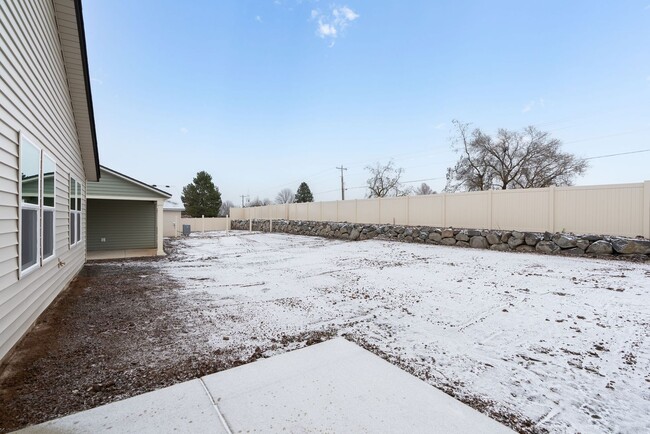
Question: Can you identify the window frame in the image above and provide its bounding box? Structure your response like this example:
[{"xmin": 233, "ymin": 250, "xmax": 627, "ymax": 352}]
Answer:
[
  {"xmin": 19, "ymin": 134, "xmax": 42, "ymax": 277},
  {"xmin": 41, "ymin": 153, "xmax": 56, "ymax": 264},
  {"xmin": 69, "ymin": 175, "xmax": 83, "ymax": 248}
]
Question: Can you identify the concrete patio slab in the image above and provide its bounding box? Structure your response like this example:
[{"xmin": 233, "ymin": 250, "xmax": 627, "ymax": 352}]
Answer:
[
  {"xmin": 19, "ymin": 379, "xmax": 227, "ymax": 434},
  {"xmin": 19, "ymin": 338, "xmax": 513, "ymax": 433},
  {"xmin": 203, "ymin": 337, "xmax": 513, "ymax": 433}
]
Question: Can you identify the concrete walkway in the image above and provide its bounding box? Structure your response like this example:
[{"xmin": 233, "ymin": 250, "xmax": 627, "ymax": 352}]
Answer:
[{"xmin": 20, "ymin": 338, "xmax": 514, "ymax": 433}]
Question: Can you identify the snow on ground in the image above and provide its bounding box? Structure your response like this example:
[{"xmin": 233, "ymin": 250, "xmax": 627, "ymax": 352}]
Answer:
[{"xmin": 161, "ymin": 231, "xmax": 650, "ymax": 433}]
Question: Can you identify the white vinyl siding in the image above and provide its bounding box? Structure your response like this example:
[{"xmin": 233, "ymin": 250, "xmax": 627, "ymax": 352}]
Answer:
[{"xmin": 0, "ymin": 0, "xmax": 88, "ymax": 362}]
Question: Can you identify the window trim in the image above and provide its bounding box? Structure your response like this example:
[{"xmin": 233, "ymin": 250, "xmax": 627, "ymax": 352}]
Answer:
[
  {"xmin": 19, "ymin": 133, "xmax": 41, "ymax": 277},
  {"xmin": 70, "ymin": 175, "xmax": 83, "ymax": 248},
  {"xmin": 41, "ymin": 153, "xmax": 56, "ymax": 265}
]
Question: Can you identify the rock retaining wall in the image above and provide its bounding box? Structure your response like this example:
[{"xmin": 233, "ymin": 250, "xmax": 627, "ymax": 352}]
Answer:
[{"xmin": 230, "ymin": 219, "xmax": 650, "ymax": 260}]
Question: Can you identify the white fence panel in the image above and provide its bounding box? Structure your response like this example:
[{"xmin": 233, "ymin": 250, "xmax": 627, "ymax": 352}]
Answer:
[
  {"xmin": 379, "ymin": 196, "xmax": 408, "ymax": 225},
  {"xmin": 180, "ymin": 217, "xmax": 229, "ymax": 233},
  {"xmin": 308, "ymin": 202, "xmax": 322, "ymax": 221},
  {"xmin": 492, "ymin": 188, "xmax": 549, "ymax": 232},
  {"xmin": 408, "ymin": 195, "xmax": 443, "ymax": 227},
  {"xmin": 269, "ymin": 204, "xmax": 287, "ymax": 220},
  {"xmin": 322, "ymin": 201, "xmax": 338, "ymax": 222},
  {"xmin": 230, "ymin": 207, "xmax": 245, "ymax": 219},
  {"xmin": 445, "ymin": 191, "xmax": 490, "ymax": 229},
  {"xmin": 357, "ymin": 198, "xmax": 381, "ymax": 224},
  {"xmin": 554, "ymin": 183, "xmax": 645, "ymax": 237},
  {"xmin": 338, "ymin": 200, "xmax": 356, "ymax": 222},
  {"xmin": 229, "ymin": 181, "xmax": 650, "ymax": 237},
  {"xmin": 294, "ymin": 203, "xmax": 309, "ymax": 220}
]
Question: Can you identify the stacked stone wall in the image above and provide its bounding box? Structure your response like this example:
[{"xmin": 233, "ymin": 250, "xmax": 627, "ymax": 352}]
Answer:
[{"xmin": 230, "ymin": 219, "xmax": 650, "ymax": 260}]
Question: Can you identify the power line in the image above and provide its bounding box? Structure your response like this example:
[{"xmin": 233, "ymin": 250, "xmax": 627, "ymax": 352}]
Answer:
[
  {"xmin": 253, "ymin": 124, "xmax": 650, "ymax": 199},
  {"xmin": 314, "ymin": 177, "xmax": 445, "ymax": 195},
  {"xmin": 585, "ymin": 148, "xmax": 650, "ymax": 160},
  {"xmin": 401, "ymin": 177, "xmax": 445, "ymax": 184},
  {"xmin": 266, "ymin": 168, "xmax": 335, "ymax": 191}
]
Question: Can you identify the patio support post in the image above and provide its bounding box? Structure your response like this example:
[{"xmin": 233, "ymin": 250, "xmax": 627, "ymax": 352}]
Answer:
[
  {"xmin": 156, "ymin": 199, "xmax": 165, "ymax": 255},
  {"xmin": 643, "ymin": 181, "xmax": 650, "ymax": 238}
]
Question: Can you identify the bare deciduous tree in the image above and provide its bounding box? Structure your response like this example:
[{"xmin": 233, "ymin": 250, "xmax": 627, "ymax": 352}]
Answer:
[
  {"xmin": 275, "ymin": 188, "xmax": 295, "ymax": 204},
  {"xmin": 366, "ymin": 161, "xmax": 411, "ymax": 198},
  {"xmin": 219, "ymin": 200, "xmax": 234, "ymax": 217},
  {"xmin": 415, "ymin": 182, "xmax": 436, "ymax": 195},
  {"xmin": 248, "ymin": 197, "xmax": 271, "ymax": 207},
  {"xmin": 445, "ymin": 120, "xmax": 588, "ymax": 192}
]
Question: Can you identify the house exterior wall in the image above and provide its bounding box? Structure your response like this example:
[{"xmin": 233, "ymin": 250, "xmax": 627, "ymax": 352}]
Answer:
[
  {"xmin": 86, "ymin": 168, "xmax": 169, "ymax": 257},
  {"xmin": 163, "ymin": 210, "xmax": 182, "ymax": 237},
  {"xmin": 87, "ymin": 200, "xmax": 156, "ymax": 251},
  {"xmin": 86, "ymin": 170, "xmax": 163, "ymax": 199},
  {"xmin": 0, "ymin": 0, "xmax": 89, "ymax": 362}
]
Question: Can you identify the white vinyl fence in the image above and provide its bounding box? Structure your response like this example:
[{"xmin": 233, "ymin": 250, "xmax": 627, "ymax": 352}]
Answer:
[
  {"xmin": 231, "ymin": 181, "xmax": 650, "ymax": 238},
  {"xmin": 163, "ymin": 213, "xmax": 230, "ymax": 237}
]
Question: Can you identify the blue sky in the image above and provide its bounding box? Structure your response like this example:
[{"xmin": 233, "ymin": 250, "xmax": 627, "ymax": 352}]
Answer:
[{"xmin": 83, "ymin": 1, "xmax": 650, "ymax": 205}]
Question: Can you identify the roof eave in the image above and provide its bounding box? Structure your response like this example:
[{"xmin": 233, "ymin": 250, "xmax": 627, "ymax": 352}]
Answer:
[
  {"xmin": 53, "ymin": 0, "xmax": 100, "ymax": 181},
  {"xmin": 100, "ymin": 166, "xmax": 173, "ymax": 198}
]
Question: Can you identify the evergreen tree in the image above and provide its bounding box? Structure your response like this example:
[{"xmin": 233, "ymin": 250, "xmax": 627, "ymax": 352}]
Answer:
[
  {"xmin": 181, "ymin": 171, "xmax": 222, "ymax": 217},
  {"xmin": 295, "ymin": 182, "xmax": 314, "ymax": 203}
]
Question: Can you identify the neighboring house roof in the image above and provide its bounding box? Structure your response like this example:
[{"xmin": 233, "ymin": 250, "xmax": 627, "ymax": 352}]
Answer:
[
  {"xmin": 87, "ymin": 166, "xmax": 172, "ymax": 199},
  {"xmin": 53, "ymin": 0, "xmax": 100, "ymax": 181},
  {"xmin": 163, "ymin": 199, "xmax": 185, "ymax": 211}
]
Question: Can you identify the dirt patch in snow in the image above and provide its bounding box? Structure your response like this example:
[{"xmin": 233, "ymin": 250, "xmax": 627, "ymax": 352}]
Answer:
[
  {"xmin": 0, "ymin": 262, "xmax": 225, "ymax": 431},
  {"xmin": 1, "ymin": 233, "xmax": 648, "ymax": 433},
  {"xmin": 0, "ymin": 255, "xmax": 338, "ymax": 432}
]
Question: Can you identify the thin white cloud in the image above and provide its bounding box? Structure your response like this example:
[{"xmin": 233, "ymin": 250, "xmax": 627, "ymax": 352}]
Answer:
[
  {"xmin": 318, "ymin": 22, "xmax": 337, "ymax": 38},
  {"xmin": 522, "ymin": 97, "xmax": 545, "ymax": 113},
  {"xmin": 90, "ymin": 76, "xmax": 103, "ymax": 85},
  {"xmin": 180, "ymin": 127, "xmax": 188, "ymax": 134},
  {"xmin": 255, "ymin": 15, "xmax": 262, "ymax": 22},
  {"xmin": 311, "ymin": 5, "xmax": 359, "ymax": 44},
  {"xmin": 434, "ymin": 123, "xmax": 445, "ymax": 130},
  {"xmin": 334, "ymin": 5, "xmax": 359, "ymax": 21}
]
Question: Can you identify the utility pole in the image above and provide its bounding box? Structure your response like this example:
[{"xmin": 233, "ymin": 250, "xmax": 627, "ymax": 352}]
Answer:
[
  {"xmin": 240, "ymin": 195, "xmax": 249, "ymax": 207},
  {"xmin": 336, "ymin": 166, "xmax": 347, "ymax": 200}
]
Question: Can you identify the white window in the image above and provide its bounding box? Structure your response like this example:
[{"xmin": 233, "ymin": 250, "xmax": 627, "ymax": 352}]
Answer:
[
  {"xmin": 42, "ymin": 155, "xmax": 56, "ymax": 261},
  {"xmin": 20, "ymin": 136, "xmax": 57, "ymax": 273},
  {"xmin": 70, "ymin": 176, "xmax": 82, "ymax": 247}
]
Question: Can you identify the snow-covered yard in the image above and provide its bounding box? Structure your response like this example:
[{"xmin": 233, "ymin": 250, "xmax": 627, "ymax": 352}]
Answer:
[{"xmin": 162, "ymin": 231, "xmax": 649, "ymax": 433}]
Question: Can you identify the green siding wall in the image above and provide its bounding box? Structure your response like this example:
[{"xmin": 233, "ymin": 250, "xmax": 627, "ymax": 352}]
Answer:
[
  {"xmin": 87, "ymin": 170, "xmax": 163, "ymax": 199},
  {"xmin": 87, "ymin": 200, "xmax": 156, "ymax": 251}
]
